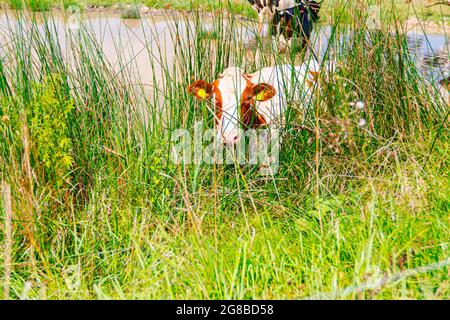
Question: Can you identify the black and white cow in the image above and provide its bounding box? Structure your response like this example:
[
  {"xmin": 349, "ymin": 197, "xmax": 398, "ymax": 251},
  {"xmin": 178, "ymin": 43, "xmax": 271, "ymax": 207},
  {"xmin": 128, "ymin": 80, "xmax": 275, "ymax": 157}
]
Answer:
[
  {"xmin": 248, "ymin": 0, "xmax": 322, "ymax": 51},
  {"xmin": 247, "ymin": 0, "xmax": 277, "ymax": 35}
]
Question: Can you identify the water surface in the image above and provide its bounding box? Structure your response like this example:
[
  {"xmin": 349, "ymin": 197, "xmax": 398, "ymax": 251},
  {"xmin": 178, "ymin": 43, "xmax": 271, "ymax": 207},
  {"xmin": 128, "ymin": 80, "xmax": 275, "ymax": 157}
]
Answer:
[{"xmin": 0, "ymin": 9, "xmax": 448, "ymax": 88}]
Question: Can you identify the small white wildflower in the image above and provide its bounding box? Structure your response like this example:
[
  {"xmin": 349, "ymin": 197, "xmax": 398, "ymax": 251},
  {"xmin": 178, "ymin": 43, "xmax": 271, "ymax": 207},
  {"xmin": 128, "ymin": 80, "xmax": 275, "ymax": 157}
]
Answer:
[
  {"xmin": 358, "ymin": 118, "xmax": 367, "ymax": 127},
  {"xmin": 355, "ymin": 101, "xmax": 365, "ymax": 110}
]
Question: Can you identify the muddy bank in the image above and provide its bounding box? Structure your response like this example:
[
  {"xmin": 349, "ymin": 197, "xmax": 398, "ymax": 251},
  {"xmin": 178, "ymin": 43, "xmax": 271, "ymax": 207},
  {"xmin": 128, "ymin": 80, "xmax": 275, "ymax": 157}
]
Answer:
[{"xmin": 405, "ymin": 17, "xmax": 449, "ymax": 35}]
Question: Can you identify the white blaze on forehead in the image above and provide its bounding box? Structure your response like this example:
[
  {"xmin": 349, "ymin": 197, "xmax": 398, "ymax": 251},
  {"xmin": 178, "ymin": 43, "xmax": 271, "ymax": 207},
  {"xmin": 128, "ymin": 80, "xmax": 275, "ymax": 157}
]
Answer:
[
  {"xmin": 219, "ymin": 67, "xmax": 244, "ymax": 79},
  {"xmin": 215, "ymin": 67, "xmax": 247, "ymax": 140}
]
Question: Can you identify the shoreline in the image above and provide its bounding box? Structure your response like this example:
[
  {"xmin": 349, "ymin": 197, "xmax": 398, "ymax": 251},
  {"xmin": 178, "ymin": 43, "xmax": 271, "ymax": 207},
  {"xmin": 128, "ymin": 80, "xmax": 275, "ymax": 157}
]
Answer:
[
  {"xmin": 0, "ymin": 6, "xmax": 448, "ymax": 36},
  {"xmin": 404, "ymin": 17, "xmax": 449, "ymax": 35}
]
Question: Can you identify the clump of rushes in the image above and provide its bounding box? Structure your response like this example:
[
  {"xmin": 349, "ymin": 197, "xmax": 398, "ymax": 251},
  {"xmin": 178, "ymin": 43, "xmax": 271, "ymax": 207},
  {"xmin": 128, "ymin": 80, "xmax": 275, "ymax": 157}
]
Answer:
[
  {"xmin": 7, "ymin": 0, "xmax": 25, "ymax": 10},
  {"xmin": 28, "ymin": 0, "xmax": 51, "ymax": 11},
  {"xmin": 7, "ymin": 0, "xmax": 51, "ymax": 11},
  {"xmin": 198, "ymin": 28, "xmax": 220, "ymax": 41},
  {"xmin": 121, "ymin": 5, "xmax": 141, "ymax": 19},
  {"xmin": 62, "ymin": 0, "xmax": 82, "ymax": 10},
  {"xmin": 0, "ymin": 2, "xmax": 448, "ymax": 299}
]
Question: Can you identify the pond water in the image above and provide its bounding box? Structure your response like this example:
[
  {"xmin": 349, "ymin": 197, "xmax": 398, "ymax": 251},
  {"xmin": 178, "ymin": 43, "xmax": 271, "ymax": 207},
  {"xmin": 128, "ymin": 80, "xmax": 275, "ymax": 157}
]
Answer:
[{"xmin": 0, "ymin": 9, "xmax": 448, "ymax": 88}]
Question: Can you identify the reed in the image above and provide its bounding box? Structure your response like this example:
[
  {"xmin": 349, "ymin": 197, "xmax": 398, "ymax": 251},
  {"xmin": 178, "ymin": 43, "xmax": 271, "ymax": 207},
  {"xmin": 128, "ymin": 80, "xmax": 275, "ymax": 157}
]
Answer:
[
  {"xmin": 0, "ymin": 1, "xmax": 448, "ymax": 299},
  {"xmin": 1, "ymin": 182, "xmax": 12, "ymax": 300}
]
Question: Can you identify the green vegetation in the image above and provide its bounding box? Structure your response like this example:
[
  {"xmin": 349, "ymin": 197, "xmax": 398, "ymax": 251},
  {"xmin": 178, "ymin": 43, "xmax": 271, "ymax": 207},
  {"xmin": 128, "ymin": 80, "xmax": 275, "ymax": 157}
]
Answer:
[
  {"xmin": 0, "ymin": 3, "xmax": 449, "ymax": 299},
  {"xmin": 1, "ymin": 0, "xmax": 449, "ymax": 23},
  {"xmin": 120, "ymin": 4, "xmax": 140, "ymax": 18},
  {"xmin": 6, "ymin": 0, "xmax": 52, "ymax": 11}
]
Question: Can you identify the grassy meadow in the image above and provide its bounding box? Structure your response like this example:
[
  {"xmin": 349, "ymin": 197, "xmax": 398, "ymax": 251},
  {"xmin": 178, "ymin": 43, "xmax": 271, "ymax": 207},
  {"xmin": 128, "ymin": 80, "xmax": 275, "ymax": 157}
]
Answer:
[{"xmin": 0, "ymin": 1, "xmax": 449, "ymax": 299}]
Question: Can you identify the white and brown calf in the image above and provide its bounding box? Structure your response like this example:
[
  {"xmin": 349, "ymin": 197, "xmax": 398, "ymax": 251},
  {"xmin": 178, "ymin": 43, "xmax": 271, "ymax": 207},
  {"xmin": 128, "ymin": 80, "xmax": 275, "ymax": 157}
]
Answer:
[{"xmin": 187, "ymin": 62, "xmax": 320, "ymax": 145}]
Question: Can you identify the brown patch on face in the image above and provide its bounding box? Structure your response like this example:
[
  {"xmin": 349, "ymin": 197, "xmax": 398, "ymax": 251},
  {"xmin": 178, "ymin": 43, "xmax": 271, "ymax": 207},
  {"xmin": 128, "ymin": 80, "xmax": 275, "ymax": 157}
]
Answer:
[
  {"xmin": 212, "ymin": 80, "xmax": 223, "ymax": 126},
  {"xmin": 241, "ymin": 85, "xmax": 264, "ymax": 128},
  {"xmin": 240, "ymin": 79, "xmax": 276, "ymax": 129}
]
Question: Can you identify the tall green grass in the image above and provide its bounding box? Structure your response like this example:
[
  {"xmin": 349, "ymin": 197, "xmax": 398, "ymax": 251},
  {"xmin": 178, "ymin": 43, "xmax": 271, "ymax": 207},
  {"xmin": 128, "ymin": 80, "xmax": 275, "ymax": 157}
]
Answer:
[
  {"xmin": 0, "ymin": 2, "xmax": 449, "ymax": 299},
  {"xmin": 2, "ymin": 1, "xmax": 449, "ymax": 21},
  {"xmin": 6, "ymin": 0, "xmax": 51, "ymax": 11}
]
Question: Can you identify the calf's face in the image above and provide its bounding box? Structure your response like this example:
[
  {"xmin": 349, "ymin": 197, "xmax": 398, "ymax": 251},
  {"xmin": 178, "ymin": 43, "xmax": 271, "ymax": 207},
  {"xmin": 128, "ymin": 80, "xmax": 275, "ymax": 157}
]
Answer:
[{"xmin": 188, "ymin": 70, "xmax": 276, "ymax": 145}]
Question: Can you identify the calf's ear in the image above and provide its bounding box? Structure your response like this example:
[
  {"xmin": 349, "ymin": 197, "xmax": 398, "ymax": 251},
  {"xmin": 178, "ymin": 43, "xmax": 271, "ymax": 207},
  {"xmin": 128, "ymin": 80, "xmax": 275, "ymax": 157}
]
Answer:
[
  {"xmin": 187, "ymin": 80, "xmax": 214, "ymax": 100},
  {"xmin": 252, "ymin": 83, "xmax": 276, "ymax": 101}
]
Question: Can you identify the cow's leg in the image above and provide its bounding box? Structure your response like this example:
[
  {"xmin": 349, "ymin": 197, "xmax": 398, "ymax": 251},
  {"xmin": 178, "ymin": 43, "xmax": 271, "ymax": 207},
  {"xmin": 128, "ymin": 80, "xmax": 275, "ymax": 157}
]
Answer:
[
  {"xmin": 269, "ymin": 10, "xmax": 279, "ymax": 37},
  {"xmin": 298, "ymin": 8, "xmax": 313, "ymax": 52},
  {"xmin": 269, "ymin": 12, "xmax": 280, "ymax": 52},
  {"xmin": 258, "ymin": 11, "xmax": 264, "ymax": 36}
]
